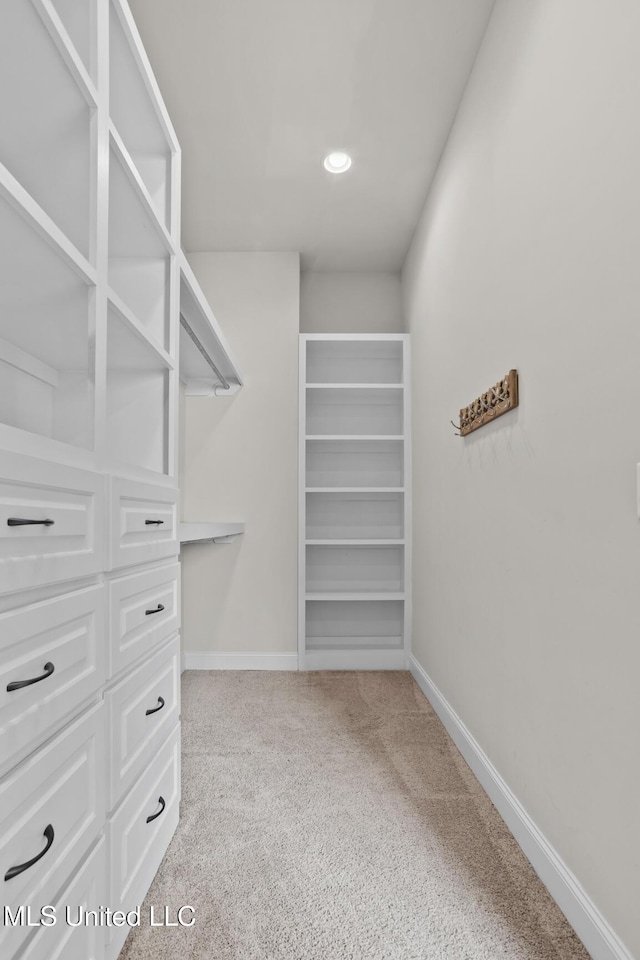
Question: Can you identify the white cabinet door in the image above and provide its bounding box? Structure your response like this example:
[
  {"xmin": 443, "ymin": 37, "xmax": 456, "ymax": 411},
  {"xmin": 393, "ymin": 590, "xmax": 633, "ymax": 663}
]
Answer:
[
  {"xmin": 106, "ymin": 636, "xmax": 180, "ymax": 811},
  {"xmin": 15, "ymin": 839, "xmax": 107, "ymax": 960},
  {"xmin": 108, "ymin": 562, "xmax": 180, "ymax": 678},
  {"xmin": 0, "ymin": 453, "xmax": 105, "ymax": 593},
  {"xmin": 107, "ymin": 722, "xmax": 180, "ymax": 957},
  {"xmin": 0, "ymin": 703, "xmax": 105, "ymax": 960},
  {"xmin": 0, "ymin": 584, "xmax": 105, "ymax": 777},
  {"xmin": 108, "ymin": 476, "xmax": 178, "ymax": 571}
]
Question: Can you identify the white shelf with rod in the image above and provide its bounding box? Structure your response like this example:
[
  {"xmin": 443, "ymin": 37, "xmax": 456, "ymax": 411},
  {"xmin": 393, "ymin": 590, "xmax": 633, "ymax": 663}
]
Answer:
[
  {"xmin": 299, "ymin": 334, "xmax": 411, "ymax": 670},
  {"xmin": 179, "ymin": 251, "xmax": 243, "ymax": 397}
]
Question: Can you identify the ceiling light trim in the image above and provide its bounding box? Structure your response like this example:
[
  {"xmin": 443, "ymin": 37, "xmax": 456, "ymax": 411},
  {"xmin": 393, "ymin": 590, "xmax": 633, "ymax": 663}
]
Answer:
[{"xmin": 323, "ymin": 151, "xmax": 352, "ymax": 174}]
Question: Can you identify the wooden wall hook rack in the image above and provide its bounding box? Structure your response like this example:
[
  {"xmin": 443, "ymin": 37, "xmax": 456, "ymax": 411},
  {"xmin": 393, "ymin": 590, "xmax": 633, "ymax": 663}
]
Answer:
[{"xmin": 455, "ymin": 369, "xmax": 519, "ymax": 437}]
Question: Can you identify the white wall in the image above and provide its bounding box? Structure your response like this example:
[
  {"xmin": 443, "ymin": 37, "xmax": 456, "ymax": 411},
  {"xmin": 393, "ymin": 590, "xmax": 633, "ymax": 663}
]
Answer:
[
  {"xmin": 300, "ymin": 272, "xmax": 402, "ymax": 333},
  {"xmin": 402, "ymin": 1, "xmax": 640, "ymax": 957},
  {"xmin": 181, "ymin": 252, "xmax": 299, "ymax": 659}
]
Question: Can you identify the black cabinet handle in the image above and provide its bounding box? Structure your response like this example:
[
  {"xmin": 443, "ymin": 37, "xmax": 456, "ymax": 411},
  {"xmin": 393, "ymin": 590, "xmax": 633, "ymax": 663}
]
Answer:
[
  {"xmin": 4, "ymin": 825, "xmax": 54, "ymax": 881},
  {"xmin": 7, "ymin": 518, "xmax": 55, "ymax": 527},
  {"xmin": 145, "ymin": 603, "xmax": 165, "ymax": 616},
  {"xmin": 7, "ymin": 662, "xmax": 55, "ymax": 692},
  {"xmin": 146, "ymin": 796, "xmax": 166, "ymax": 823},
  {"xmin": 145, "ymin": 519, "xmax": 164, "ymax": 525},
  {"xmin": 145, "ymin": 696, "xmax": 165, "ymax": 716}
]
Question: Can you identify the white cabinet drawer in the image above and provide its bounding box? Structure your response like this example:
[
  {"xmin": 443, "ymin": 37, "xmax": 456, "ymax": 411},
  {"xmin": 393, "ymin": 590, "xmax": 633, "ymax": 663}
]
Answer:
[
  {"xmin": 0, "ymin": 585, "xmax": 105, "ymax": 777},
  {"xmin": 0, "ymin": 704, "xmax": 105, "ymax": 959},
  {"xmin": 106, "ymin": 637, "xmax": 180, "ymax": 811},
  {"xmin": 15, "ymin": 839, "xmax": 106, "ymax": 960},
  {"xmin": 0, "ymin": 453, "xmax": 105, "ymax": 594},
  {"xmin": 108, "ymin": 477, "xmax": 178, "ymax": 571},
  {"xmin": 108, "ymin": 563, "xmax": 180, "ymax": 678},
  {"xmin": 108, "ymin": 723, "xmax": 180, "ymax": 954}
]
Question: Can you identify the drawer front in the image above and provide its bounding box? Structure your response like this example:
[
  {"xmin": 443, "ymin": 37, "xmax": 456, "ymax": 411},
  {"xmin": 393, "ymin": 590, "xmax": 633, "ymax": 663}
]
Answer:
[
  {"xmin": 0, "ymin": 585, "xmax": 105, "ymax": 777},
  {"xmin": 0, "ymin": 453, "xmax": 105, "ymax": 594},
  {"xmin": 109, "ymin": 563, "xmax": 180, "ymax": 678},
  {"xmin": 106, "ymin": 637, "xmax": 180, "ymax": 811},
  {"xmin": 0, "ymin": 704, "xmax": 105, "ymax": 958},
  {"xmin": 15, "ymin": 839, "xmax": 106, "ymax": 960},
  {"xmin": 108, "ymin": 723, "xmax": 180, "ymax": 920},
  {"xmin": 108, "ymin": 477, "xmax": 178, "ymax": 571}
]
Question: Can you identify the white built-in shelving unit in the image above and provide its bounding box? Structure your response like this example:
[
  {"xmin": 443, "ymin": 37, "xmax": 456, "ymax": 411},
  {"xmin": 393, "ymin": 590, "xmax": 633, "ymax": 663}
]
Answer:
[
  {"xmin": 0, "ymin": 2, "xmax": 183, "ymax": 958},
  {"xmin": 299, "ymin": 335, "xmax": 411, "ymax": 670}
]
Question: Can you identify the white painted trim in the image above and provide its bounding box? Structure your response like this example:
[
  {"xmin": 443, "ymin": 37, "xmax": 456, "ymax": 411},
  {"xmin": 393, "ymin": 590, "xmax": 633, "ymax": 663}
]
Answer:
[
  {"xmin": 408, "ymin": 654, "xmax": 633, "ymax": 960},
  {"xmin": 184, "ymin": 652, "xmax": 298, "ymax": 671}
]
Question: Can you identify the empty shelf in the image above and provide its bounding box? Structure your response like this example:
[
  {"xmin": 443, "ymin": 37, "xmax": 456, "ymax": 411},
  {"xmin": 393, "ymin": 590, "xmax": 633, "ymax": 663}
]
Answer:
[{"xmin": 180, "ymin": 522, "xmax": 245, "ymax": 544}]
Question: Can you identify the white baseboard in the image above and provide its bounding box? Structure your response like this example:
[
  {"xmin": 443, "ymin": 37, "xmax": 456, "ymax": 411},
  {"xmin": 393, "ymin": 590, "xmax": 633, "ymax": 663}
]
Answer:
[
  {"xmin": 409, "ymin": 654, "xmax": 633, "ymax": 960},
  {"xmin": 183, "ymin": 652, "xmax": 298, "ymax": 671}
]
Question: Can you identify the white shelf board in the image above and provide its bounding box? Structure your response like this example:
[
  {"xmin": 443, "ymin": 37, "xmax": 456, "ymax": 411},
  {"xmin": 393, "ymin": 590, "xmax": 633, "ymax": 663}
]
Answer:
[
  {"xmin": 306, "ymin": 487, "xmax": 404, "ymax": 493},
  {"xmin": 35, "ymin": 0, "xmax": 98, "ymax": 107},
  {"xmin": 305, "ymin": 539, "xmax": 405, "ymax": 546},
  {"xmin": 0, "ymin": 163, "xmax": 95, "ymax": 287},
  {"xmin": 110, "ymin": 0, "xmax": 180, "ymax": 155},
  {"xmin": 180, "ymin": 522, "xmax": 245, "ymax": 545},
  {"xmin": 306, "ymin": 434, "xmax": 404, "ymax": 441},
  {"xmin": 304, "ymin": 334, "xmax": 409, "ymax": 341},
  {"xmin": 306, "ymin": 383, "xmax": 404, "ymax": 390},
  {"xmin": 179, "ymin": 251, "xmax": 243, "ymax": 397},
  {"xmin": 305, "ymin": 592, "xmax": 405, "ymax": 601},
  {"xmin": 107, "ymin": 288, "xmax": 173, "ymax": 370},
  {"xmin": 109, "ymin": 139, "xmax": 172, "ymax": 259},
  {"xmin": 109, "ymin": 124, "xmax": 174, "ymax": 254},
  {"xmin": 306, "ymin": 636, "xmax": 403, "ymax": 649},
  {"xmin": 300, "ymin": 649, "xmax": 406, "ymax": 670}
]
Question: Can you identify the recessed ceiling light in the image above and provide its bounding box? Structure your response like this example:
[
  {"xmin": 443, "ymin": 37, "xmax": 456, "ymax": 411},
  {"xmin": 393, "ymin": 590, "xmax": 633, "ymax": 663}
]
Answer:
[{"xmin": 323, "ymin": 151, "xmax": 352, "ymax": 174}]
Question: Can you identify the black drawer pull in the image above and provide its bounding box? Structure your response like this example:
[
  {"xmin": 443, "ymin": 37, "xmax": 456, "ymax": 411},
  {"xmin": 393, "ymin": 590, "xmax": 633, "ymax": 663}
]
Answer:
[
  {"xmin": 7, "ymin": 662, "xmax": 55, "ymax": 692},
  {"xmin": 145, "ymin": 603, "xmax": 165, "ymax": 616},
  {"xmin": 4, "ymin": 825, "xmax": 54, "ymax": 881},
  {"xmin": 145, "ymin": 519, "xmax": 164, "ymax": 525},
  {"xmin": 146, "ymin": 796, "xmax": 166, "ymax": 824},
  {"xmin": 145, "ymin": 696, "xmax": 165, "ymax": 716},
  {"xmin": 7, "ymin": 518, "xmax": 55, "ymax": 527}
]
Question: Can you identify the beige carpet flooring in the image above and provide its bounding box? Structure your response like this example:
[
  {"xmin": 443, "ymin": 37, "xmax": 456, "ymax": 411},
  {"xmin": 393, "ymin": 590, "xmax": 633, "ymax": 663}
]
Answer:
[{"xmin": 120, "ymin": 671, "xmax": 591, "ymax": 960}]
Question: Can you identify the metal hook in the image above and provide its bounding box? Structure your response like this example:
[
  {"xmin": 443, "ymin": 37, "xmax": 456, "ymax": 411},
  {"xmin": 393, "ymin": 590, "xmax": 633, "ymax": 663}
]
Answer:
[{"xmin": 450, "ymin": 419, "xmax": 462, "ymax": 436}]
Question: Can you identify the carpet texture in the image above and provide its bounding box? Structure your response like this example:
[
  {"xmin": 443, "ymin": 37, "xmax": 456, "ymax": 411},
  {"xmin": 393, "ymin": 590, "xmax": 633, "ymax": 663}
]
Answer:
[{"xmin": 120, "ymin": 671, "xmax": 591, "ymax": 960}]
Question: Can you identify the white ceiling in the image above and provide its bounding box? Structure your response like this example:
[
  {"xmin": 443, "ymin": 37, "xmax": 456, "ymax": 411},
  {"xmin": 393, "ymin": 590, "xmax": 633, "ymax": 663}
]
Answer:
[{"xmin": 128, "ymin": 0, "xmax": 495, "ymax": 271}]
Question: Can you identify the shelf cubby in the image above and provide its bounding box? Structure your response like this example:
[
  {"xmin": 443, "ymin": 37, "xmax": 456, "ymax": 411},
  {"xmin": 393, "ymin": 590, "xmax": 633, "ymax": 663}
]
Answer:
[
  {"xmin": 306, "ymin": 386, "xmax": 403, "ymax": 436},
  {"xmin": 110, "ymin": 0, "xmax": 173, "ymax": 231},
  {"xmin": 306, "ymin": 492, "xmax": 404, "ymax": 540},
  {"xmin": 108, "ymin": 144, "xmax": 171, "ymax": 350},
  {"xmin": 306, "ymin": 338, "xmax": 403, "ymax": 384},
  {"xmin": 0, "ymin": 193, "xmax": 94, "ymax": 448},
  {"xmin": 306, "ymin": 545, "xmax": 404, "ymax": 594},
  {"xmin": 106, "ymin": 307, "xmax": 170, "ymax": 475},
  {"xmin": 306, "ymin": 600, "xmax": 404, "ymax": 651},
  {"xmin": 306, "ymin": 439, "xmax": 403, "ymax": 489},
  {"xmin": 0, "ymin": 0, "xmax": 93, "ymax": 260}
]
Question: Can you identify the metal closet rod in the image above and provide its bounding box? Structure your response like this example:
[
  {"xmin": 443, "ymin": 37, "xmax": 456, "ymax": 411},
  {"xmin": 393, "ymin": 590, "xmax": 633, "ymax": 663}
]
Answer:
[{"xmin": 179, "ymin": 313, "xmax": 231, "ymax": 391}]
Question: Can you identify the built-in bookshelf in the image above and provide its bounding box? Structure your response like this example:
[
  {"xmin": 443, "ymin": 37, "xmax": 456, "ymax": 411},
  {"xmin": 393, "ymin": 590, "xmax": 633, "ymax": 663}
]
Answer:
[
  {"xmin": 299, "ymin": 335, "xmax": 411, "ymax": 670},
  {"xmin": 0, "ymin": 3, "xmax": 183, "ymax": 960}
]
